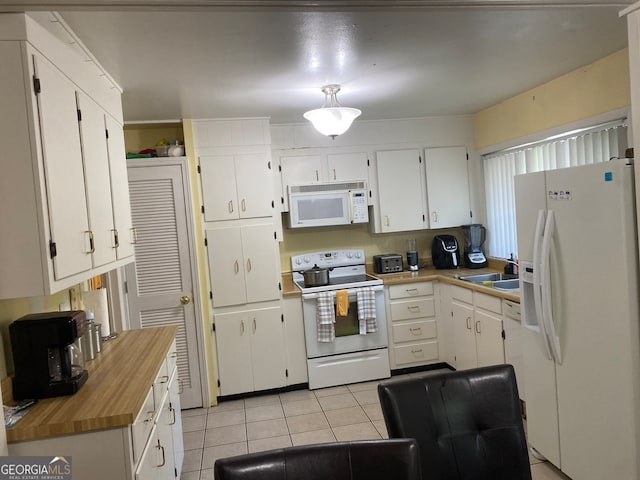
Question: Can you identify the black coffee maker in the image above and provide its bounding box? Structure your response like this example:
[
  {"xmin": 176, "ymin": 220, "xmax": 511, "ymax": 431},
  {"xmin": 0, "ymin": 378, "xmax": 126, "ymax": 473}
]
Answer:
[{"xmin": 10, "ymin": 311, "xmax": 89, "ymax": 400}]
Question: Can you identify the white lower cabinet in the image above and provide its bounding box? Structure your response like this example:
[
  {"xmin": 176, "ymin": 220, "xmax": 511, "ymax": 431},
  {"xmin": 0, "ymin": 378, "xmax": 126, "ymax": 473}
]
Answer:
[
  {"xmin": 386, "ymin": 281, "xmax": 439, "ymax": 369},
  {"xmin": 215, "ymin": 306, "xmax": 287, "ymax": 396},
  {"xmin": 282, "ymin": 296, "xmax": 308, "ymax": 385},
  {"xmin": 449, "ymin": 284, "xmax": 505, "ymax": 370}
]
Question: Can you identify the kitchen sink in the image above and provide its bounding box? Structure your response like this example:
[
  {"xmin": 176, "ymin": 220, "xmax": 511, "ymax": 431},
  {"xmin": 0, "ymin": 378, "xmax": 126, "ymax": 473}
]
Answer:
[
  {"xmin": 491, "ymin": 279, "xmax": 520, "ymax": 290},
  {"xmin": 457, "ymin": 273, "xmax": 518, "ymax": 283}
]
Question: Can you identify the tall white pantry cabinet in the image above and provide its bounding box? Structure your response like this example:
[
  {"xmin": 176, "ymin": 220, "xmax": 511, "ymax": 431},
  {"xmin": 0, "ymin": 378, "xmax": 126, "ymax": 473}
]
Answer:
[
  {"xmin": 192, "ymin": 119, "xmax": 290, "ymax": 397},
  {"xmin": 0, "ymin": 13, "xmax": 134, "ymax": 299}
]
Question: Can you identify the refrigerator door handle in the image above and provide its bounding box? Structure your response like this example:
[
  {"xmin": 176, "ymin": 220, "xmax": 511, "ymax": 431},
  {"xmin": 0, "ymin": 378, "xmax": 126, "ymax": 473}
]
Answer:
[
  {"xmin": 541, "ymin": 209, "xmax": 563, "ymax": 364},
  {"xmin": 532, "ymin": 209, "xmax": 553, "ymax": 360}
]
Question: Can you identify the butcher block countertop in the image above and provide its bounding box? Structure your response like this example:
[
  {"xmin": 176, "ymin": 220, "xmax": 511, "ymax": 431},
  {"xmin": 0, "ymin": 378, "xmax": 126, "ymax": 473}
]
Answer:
[
  {"xmin": 4, "ymin": 326, "xmax": 177, "ymax": 443},
  {"xmin": 282, "ymin": 259, "xmax": 519, "ymax": 303}
]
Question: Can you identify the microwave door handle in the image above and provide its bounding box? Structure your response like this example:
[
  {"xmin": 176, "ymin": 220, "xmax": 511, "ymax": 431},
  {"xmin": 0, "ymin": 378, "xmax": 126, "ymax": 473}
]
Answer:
[{"xmin": 348, "ymin": 190, "xmax": 354, "ymax": 223}]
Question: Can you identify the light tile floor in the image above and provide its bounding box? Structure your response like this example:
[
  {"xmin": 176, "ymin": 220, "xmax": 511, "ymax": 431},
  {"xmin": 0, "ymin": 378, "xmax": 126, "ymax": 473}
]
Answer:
[{"xmin": 180, "ymin": 372, "xmax": 570, "ymax": 480}]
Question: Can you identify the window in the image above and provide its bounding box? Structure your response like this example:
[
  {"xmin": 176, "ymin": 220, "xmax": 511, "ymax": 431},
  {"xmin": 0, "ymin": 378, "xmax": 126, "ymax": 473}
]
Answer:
[{"xmin": 483, "ymin": 120, "xmax": 627, "ymax": 259}]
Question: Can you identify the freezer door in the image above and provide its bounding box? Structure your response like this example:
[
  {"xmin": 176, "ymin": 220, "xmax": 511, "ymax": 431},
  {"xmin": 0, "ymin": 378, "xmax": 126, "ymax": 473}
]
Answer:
[{"xmin": 515, "ymin": 171, "xmax": 546, "ymax": 261}]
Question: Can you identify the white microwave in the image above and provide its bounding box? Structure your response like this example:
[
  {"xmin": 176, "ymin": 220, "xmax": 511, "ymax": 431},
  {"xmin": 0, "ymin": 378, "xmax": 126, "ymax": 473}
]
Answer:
[{"xmin": 288, "ymin": 181, "xmax": 369, "ymax": 228}]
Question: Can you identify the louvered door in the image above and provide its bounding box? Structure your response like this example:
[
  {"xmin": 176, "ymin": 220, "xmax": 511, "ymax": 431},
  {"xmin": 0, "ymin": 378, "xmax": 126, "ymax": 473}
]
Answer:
[{"xmin": 126, "ymin": 160, "xmax": 203, "ymax": 409}]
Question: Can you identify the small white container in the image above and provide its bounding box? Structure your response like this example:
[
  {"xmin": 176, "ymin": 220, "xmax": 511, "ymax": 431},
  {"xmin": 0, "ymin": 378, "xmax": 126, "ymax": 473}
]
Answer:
[{"xmin": 168, "ymin": 142, "xmax": 185, "ymax": 157}]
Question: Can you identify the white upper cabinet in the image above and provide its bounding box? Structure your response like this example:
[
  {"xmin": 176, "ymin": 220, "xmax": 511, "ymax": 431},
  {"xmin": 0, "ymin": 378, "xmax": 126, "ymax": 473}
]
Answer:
[
  {"xmin": 199, "ymin": 152, "xmax": 274, "ymax": 222},
  {"xmin": 374, "ymin": 149, "xmax": 427, "ymax": 233},
  {"xmin": 205, "ymin": 223, "xmax": 281, "ymax": 308},
  {"xmin": 0, "ymin": 15, "xmax": 132, "ymax": 299},
  {"xmin": 424, "ymin": 146, "xmax": 471, "ymax": 229},
  {"xmin": 280, "ymin": 151, "xmax": 370, "ymax": 211}
]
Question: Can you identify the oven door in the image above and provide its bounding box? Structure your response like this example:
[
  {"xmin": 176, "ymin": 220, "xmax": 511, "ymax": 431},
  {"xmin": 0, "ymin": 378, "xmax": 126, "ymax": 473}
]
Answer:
[{"xmin": 301, "ymin": 286, "xmax": 388, "ymax": 358}]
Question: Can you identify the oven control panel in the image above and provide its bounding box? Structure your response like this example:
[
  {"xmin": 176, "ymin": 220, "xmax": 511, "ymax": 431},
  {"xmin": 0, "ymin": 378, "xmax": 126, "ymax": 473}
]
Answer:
[{"xmin": 291, "ymin": 249, "xmax": 365, "ymax": 270}]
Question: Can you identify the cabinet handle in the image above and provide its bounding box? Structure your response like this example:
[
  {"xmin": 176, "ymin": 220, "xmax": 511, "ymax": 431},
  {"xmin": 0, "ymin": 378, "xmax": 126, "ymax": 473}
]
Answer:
[
  {"xmin": 131, "ymin": 228, "xmax": 138, "ymax": 245},
  {"xmin": 144, "ymin": 410, "xmax": 155, "ymax": 423},
  {"xmin": 241, "ymin": 320, "xmax": 245, "ymax": 334},
  {"xmin": 247, "ymin": 258, "xmax": 252, "ymax": 272},
  {"xmin": 158, "ymin": 375, "xmax": 169, "ymax": 384},
  {"xmin": 252, "ymin": 317, "xmax": 256, "ymax": 333},
  {"xmin": 169, "ymin": 404, "xmax": 176, "ymax": 425},
  {"xmin": 384, "ymin": 215, "xmax": 390, "ymax": 226},
  {"xmin": 112, "ymin": 228, "xmax": 119, "ymax": 248},
  {"xmin": 408, "ymin": 305, "xmax": 420, "ymax": 313},
  {"xmin": 411, "ymin": 348, "xmax": 424, "ymax": 356},
  {"xmin": 315, "ymin": 170, "xmax": 319, "ymax": 181},
  {"xmin": 86, "ymin": 231, "xmax": 95, "ymax": 253},
  {"xmin": 466, "ymin": 317, "xmax": 472, "ymax": 330},
  {"xmin": 234, "ymin": 259, "xmax": 239, "ymax": 274},
  {"xmin": 432, "ymin": 211, "xmax": 439, "ymax": 223},
  {"xmin": 409, "ymin": 327, "xmax": 422, "ymax": 335},
  {"xmin": 156, "ymin": 441, "xmax": 166, "ymax": 467},
  {"xmin": 228, "ymin": 200, "xmax": 234, "ymax": 213},
  {"xmin": 333, "ymin": 168, "xmax": 336, "ymax": 180},
  {"xmin": 241, "ymin": 198, "xmax": 246, "ymax": 212},
  {"xmin": 475, "ymin": 320, "xmax": 481, "ymax": 334},
  {"xmin": 406, "ymin": 288, "xmax": 419, "ymax": 295}
]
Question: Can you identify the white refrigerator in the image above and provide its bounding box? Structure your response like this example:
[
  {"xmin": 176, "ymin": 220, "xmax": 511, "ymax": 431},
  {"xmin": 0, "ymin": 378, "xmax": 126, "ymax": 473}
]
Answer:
[{"xmin": 515, "ymin": 158, "xmax": 640, "ymax": 480}]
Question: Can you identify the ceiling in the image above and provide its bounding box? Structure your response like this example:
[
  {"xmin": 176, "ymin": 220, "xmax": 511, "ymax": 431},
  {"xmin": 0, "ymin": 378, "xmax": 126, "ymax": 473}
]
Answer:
[{"xmin": 19, "ymin": 1, "xmax": 633, "ymax": 124}]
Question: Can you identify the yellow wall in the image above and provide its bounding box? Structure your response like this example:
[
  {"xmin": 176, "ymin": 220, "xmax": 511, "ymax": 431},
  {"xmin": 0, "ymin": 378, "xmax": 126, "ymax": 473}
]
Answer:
[
  {"xmin": 123, "ymin": 123, "xmax": 184, "ymax": 154},
  {"xmin": 474, "ymin": 49, "xmax": 630, "ymax": 149}
]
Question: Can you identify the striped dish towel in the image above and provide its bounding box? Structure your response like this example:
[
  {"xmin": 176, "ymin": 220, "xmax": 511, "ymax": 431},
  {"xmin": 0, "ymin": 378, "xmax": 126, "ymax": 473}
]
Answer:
[
  {"xmin": 357, "ymin": 287, "xmax": 377, "ymax": 334},
  {"xmin": 316, "ymin": 291, "xmax": 336, "ymax": 342}
]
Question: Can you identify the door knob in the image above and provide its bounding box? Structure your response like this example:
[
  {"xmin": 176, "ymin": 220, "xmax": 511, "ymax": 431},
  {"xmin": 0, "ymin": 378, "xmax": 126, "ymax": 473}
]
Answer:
[{"xmin": 180, "ymin": 295, "xmax": 191, "ymax": 305}]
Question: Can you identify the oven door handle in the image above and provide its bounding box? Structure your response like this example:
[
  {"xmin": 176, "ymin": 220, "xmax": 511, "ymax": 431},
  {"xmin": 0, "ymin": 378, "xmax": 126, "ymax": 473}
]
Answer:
[{"xmin": 302, "ymin": 285, "xmax": 383, "ymax": 300}]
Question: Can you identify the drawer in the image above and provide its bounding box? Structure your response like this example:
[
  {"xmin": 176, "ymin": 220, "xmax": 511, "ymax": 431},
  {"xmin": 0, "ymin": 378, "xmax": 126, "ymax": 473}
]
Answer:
[
  {"xmin": 393, "ymin": 341, "xmax": 439, "ymax": 366},
  {"xmin": 388, "ymin": 282, "xmax": 434, "ymax": 299},
  {"xmin": 390, "ymin": 297, "xmax": 435, "ymax": 321},
  {"xmin": 474, "ymin": 291, "xmax": 502, "ymax": 315},
  {"xmin": 392, "ymin": 320, "xmax": 437, "ymax": 343},
  {"xmin": 166, "ymin": 339, "xmax": 178, "ymax": 377},
  {"xmin": 503, "ymin": 299, "xmax": 521, "ymax": 321},
  {"xmin": 131, "ymin": 386, "xmax": 155, "ymax": 464},
  {"xmin": 451, "ymin": 284, "xmax": 473, "ymax": 304}
]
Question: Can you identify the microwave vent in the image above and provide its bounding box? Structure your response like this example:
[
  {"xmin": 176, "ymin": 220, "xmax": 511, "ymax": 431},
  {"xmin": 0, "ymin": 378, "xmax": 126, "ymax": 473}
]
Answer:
[{"xmin": 289, "ymin": 181, "xmax": 366, "ymax": 194}]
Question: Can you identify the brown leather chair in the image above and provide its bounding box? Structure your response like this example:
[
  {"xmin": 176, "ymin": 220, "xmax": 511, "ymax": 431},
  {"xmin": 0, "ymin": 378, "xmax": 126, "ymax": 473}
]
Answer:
[
  {"xmin": 378, "ymin": 365, "xmax": 531, "ymax": 480},
  {"xmin": 214, "ymin": 438, "xmax": 421, "ymax": 480}
]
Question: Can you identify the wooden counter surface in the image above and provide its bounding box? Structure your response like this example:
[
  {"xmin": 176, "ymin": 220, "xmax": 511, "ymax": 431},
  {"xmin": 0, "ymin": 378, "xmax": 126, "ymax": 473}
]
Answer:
[
  {"xmin": 281, "ymin": 261, "xmax": 519, "ymax": 303},
  {"xmin": 6, "ymin": 326, "xmax": 178, "ymax": 443}
]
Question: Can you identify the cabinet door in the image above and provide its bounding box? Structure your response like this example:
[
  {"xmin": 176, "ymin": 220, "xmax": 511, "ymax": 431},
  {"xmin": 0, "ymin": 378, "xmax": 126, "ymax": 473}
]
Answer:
[
  {"xmin": 168, "ymin": 368, "xmax": 184, "ymax": 478},
  {"xmin": 326, "ymin": 152, "xmax": 369, "ymax": 182},
  {"xmin": 474, "ymin": 309, "xmax": 505, "ymax": 367},
  {"xmin": 281, "ymin": 155, "xmax": 324, "ymax": 186},
  {"xmin": 155, "ymin": 389, "xmax": 176, "ymax": 480},
  {"xmin": 451, "ymin": 300, "xmax": 476, "ymax": 370},
  {"xmin": 215, "ymin": 311, "xmax": 253, "ymax": 396},
  {"xmin": 206, "ymin": 227, "xmax": 247, "ymax": 307},
  {"xmin": 375, "ymin": 149, "xmax": 426, "ymax": 232},
  {"xmin": 33, "ymin": 54, "xmax": 92, "ymax": 280},
  {"xmin": 250, "ymin": 306, "xmax": 286, "ymax": 391},
  {"xmin": 282, "ymin": 297, "xmax": 308, "ymax": 385},
  {"xmin": 200, "ymin": 155, "xmax": 238, "ymax": 221},
  {"xmin": 424, "ymin": 146, "xmax": 471, "ymax": 228},
  {"xmin": 77, "ymin": 92, "xmax": 116, "ymax": 268},
  {"xmin": 135, "ymin": 424, "xmax": 164, "ymax": 480},
  {"xmin": 235, "ymin": 152, "xmax": 274, "ymax": 218},
  {"xmin": 241, "ymin": 224, "xmax": 280, "ymax": 304},
  {"xmin": 106, "ymin": 115, "xmax": 135, "ymax": 260}
]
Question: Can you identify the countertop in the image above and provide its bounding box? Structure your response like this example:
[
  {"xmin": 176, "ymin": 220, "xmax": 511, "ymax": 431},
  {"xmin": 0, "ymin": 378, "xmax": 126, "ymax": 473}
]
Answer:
[
  {"xmin": 282, "ymin": 261, "xmax": 520, "ymax": 303},
  {"xmin": 4, "ymin": 326, "xmax": 178, "ymax": 443}
]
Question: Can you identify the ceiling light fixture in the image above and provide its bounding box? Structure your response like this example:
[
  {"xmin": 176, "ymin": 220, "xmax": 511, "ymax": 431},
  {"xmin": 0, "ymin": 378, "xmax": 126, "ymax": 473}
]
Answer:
[{"xmin": 303, "ymin": 84, "xmax": 361, "ymax": 139}]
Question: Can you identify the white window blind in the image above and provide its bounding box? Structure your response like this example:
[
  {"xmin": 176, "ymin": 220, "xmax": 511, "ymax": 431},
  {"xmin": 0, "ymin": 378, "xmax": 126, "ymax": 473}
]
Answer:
[{"xmin": 483, "ymin": 121, "xmax": 627, "ymax": 259}]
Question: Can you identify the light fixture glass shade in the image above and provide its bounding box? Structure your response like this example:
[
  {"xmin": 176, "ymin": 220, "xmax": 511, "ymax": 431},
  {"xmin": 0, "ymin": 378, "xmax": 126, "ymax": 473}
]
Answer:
[
  {"xmin": 303, "ymin": 107, "xmax": 362, "ymax": 138},
  {"xmin": 303, "ymin": 84, "xmax": 361, "ymax": 139}
]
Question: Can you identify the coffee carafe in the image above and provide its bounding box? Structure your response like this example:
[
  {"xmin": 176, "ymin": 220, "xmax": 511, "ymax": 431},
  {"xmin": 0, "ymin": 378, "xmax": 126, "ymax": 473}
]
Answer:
[
  {"xmin": 10, "ymin": 311, "xmax": 89, "ymax": 400},
  {"xmin": 461, "ymin": 224, "xmax": 488, "ymax": 268}
]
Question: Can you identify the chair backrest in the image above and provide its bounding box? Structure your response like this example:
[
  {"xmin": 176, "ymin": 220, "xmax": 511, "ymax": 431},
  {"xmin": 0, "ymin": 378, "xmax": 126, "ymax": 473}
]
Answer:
[
  {"xmin": 378, "ymin": 365, "xmax": 531, "ymax": 480},
  {"xmin": 214, "ymin": 438, "xmax": 421, "ymax": 480}
]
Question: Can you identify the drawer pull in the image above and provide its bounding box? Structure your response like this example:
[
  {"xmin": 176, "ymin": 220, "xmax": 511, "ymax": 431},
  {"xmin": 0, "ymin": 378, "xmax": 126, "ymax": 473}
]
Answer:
[
  {"xmin": 158, "ymin": 375, "xmax": 169, "ymax": 384},
  {"xmin": 406, "ymin": 288, "xmax": 419, "ymax": 295},
  {"xmin": 408, "ymin": 305, "xmax": 420, "ymax": 313},
  {"xmin": 157, "ymin": 441, "xmax": 166, "ymax": 467},
  {"xmin": 411, "ymin": 348, "xmax": 424, "ymax": 356},
  {"xmin": 169, "ymin": 404, "xmax": 177, "ymax": 425},
  {"xmin": 409, "ymin": 327, "xmax": 422, "ymax": 335},
  {"xmin": 144, "ymin": 410, "xmax": 155, "ymax": 423}
]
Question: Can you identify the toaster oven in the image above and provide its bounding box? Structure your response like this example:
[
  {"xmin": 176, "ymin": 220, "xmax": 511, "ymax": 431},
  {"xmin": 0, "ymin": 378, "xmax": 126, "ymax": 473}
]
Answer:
[{"xmin": 373, "ymin": 254, "xmax": 403, "ymax": 274}]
